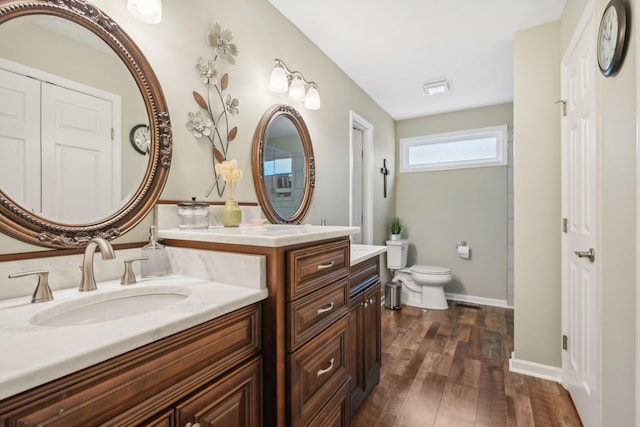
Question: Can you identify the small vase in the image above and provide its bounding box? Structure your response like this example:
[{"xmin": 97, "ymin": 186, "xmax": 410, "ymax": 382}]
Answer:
[
  {"xmin": 221, "ymin": 199, "xmax": 242, "ymax": 227},
  {"xmin": 390, "ymin": 234, "xmax": 401, "ymax": 241}
]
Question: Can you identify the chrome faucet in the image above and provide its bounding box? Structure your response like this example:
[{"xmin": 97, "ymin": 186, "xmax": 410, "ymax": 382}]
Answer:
[{"xmin": 79, "ymin": 237, "xmax": 116, "ymax": 292}]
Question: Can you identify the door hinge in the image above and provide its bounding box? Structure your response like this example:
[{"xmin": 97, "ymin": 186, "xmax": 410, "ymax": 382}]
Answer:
[
  {"xmin": 562, "ymin": 218, "xmax": 568, "ymax": 233},
  {"xmin": 562, "ymin": 334, "xmax": 568, "ymax": 351},
  {"xmin": 555, "ymin": 99, "xmax": 567, "ymax": 117},
  {"xmin": 111, "ymin": 127, "xmax": 115, "ymax": 140}
]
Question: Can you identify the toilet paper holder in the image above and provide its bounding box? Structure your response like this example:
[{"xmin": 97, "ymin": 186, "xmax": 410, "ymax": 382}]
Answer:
[{"xmin": 456, "ymin": 241, "xmax": 471, "ymax": 260}]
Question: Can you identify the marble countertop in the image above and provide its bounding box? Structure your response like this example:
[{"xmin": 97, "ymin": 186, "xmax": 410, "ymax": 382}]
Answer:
[
  {"xmin": 350, "ymin": 244, "xmax": 387, "ymax": 266},
  {"xmin": 0, "ymin": 275, "xmax": 267, "ymax": 400},
  {"xmin": 158, "ymin": 224, "xmax": 360, "ymax": 247}
]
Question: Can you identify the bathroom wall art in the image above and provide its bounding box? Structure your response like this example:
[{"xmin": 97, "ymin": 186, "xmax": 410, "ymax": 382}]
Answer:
[{"xmin": 186, "ymin": 23, "xmax": 240, "ymax": 198}]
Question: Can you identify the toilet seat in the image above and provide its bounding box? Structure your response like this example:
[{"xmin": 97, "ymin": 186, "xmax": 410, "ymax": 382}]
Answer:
[{"xmin": 410, "ymin": 264, "xmax": 451, "ymax": 275}]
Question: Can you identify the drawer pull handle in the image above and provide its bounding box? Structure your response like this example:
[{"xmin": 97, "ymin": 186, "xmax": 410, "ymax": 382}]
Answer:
[
  {"xmin": 317, "ymin": 301, "xmax": 335, "ymax": 315},
  {"xmin": 316, "ymin": 260, "xmax": 335, "ymax": 270},
  {"xmin": 317, "ymin": 358, "xmax": 335, "ymax": 377},
  {"xmin": 185, "ymin": 423, "xmax": 201, "ymax": 427}
]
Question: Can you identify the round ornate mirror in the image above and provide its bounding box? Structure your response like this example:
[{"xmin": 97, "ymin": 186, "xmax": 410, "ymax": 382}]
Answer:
[
  {"xmin": 0, "ymin": 0, "xmax": 172, "ymax": 248},
  {"xmin": 251, "ymin": 104, "xmax": 315, "ymax": 224}
]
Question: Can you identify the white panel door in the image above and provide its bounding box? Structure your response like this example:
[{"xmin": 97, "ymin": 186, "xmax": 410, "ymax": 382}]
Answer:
[
  {"xmin": 561, "ymin": 8, "xmax": 598, "ymax": 426},
  {"xmin": 0, "ymin": 68, "xmax": 41, "ymax": 210},
  {"xmin": 41, "ymin": 82, "xmax": 115, "ymax": 223},
  {"xmin": 351, "ymin": 126, "xmax": 364, "ymax": 244}
]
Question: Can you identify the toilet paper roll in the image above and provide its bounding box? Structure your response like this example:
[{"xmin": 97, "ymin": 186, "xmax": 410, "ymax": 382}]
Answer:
[{"xmin": 457, "ymin": 244, "xmax": 470, "ymax": 259}]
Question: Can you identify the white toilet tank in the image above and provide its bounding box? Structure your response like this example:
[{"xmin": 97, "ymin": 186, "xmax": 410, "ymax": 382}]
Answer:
[{"xmin": 386, "ymin": 239, "xmax": 409, "ymax": 270}]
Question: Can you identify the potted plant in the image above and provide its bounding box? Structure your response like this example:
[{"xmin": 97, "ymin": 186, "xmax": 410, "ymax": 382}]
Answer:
[{"xmin": 390, "ymin": 217, "xmax": 402, "ymax": 240}]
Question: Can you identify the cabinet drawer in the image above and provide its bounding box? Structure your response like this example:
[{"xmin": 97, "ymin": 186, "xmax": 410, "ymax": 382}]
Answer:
[
  {"xmin": 288, "ymin": 278, "xmax": 348, "ymax": 351},
  {"xmin": 289, "ymin": 317, "xmax": 349, "ymax": 427},
  {"xmin": 349, "ymin": 256, "xmax": 380, "ymax": 300},
  {"xmin": 288, "ymin": 240, "xmax": 349, "ymax": 300}
]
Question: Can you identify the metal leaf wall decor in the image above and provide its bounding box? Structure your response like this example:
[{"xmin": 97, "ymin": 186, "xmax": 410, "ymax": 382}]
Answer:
[{"xmin": 186, "ymin": 23, "xmax": 240, "ymax": 198}]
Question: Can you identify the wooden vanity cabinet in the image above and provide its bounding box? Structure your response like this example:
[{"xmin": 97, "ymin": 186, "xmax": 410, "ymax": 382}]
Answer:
[
  {"xmin": 0, "ymin": 304, "xmax": 262, "ymax": 427},
  {"xmin": 161, "ymin": 235, "xmax": 354, "ymax": 427},
  {"xmin": 347, "ymin": 256, "xmax": 382, "ymax": 417}
]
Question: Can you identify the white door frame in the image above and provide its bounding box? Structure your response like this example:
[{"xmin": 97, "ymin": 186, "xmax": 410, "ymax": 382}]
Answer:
[{"xmin": 349, "ymin": 110, "xmax": 373, "ymax": 245}]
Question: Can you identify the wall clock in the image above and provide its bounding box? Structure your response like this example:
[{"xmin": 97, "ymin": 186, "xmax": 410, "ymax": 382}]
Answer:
[
  {"xmin": 130, "ymin": 124, "xmax": 150, "ymax": 154},
  {"xmin": 597, "ymin": 0, "xmax": 628, "ymax": 77}
]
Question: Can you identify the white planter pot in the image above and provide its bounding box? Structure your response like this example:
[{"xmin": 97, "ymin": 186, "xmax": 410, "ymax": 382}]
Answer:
[{"xmin": 390, "ymin": 234, "xmax": 401, "ymax": 241}]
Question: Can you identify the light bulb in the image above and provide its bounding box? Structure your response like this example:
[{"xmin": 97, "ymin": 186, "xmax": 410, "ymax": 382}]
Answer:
[
  {"xmin": 304, "ymin": 86, "xmax": 321, "ymax": 110},
  {"xmin": 127, "ymin": 0, "xmax": 162, "ymax": 24},
  {"xmin": 269, "ymin": 66, "xmax": 288, "ymax": 93},
  {"xmin": 288, "ymin": 76, "xmax": 306, "ymax": 102}
]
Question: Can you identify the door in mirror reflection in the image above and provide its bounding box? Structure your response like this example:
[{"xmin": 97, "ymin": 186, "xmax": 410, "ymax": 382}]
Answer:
[
  {"xmin": 0, "ymin": 67, "xmax": 40, "ymax": 211},
  {"xmin": 0, "ymin": 14, "xmax": 148, "ymax": 224},
  {"xmin": 0, "ymin": 65, "xmax": 120, "ymax": 223},
  {"xmin": 41, "ymin": 83, "xmax": 118, "ymax": 223}
]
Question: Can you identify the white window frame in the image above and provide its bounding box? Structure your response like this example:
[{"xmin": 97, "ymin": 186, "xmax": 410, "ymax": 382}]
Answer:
[{"xmin": 399, "ymin": 125, "xmax": 508, "ymax": 173}]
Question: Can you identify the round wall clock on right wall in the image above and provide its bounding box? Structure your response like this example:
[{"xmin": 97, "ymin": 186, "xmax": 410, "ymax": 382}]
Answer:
[{"xmin": 597, "ymin": 0, "xmax": 628, "ymax": 77}]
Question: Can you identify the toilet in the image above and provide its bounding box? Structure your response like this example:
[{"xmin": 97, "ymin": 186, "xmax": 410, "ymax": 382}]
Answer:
[{"xmin": 386, "ymin": 239, "xmax": 451, "ymax": 310}]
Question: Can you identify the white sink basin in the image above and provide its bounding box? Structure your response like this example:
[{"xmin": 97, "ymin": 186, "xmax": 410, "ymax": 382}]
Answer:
[{"xmin": 30, "ymin": 285, "xmax": 191, "ymax": 327}]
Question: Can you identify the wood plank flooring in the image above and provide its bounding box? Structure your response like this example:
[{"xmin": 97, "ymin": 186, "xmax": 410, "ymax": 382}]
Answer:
[{"xmin": 351, "ymin": 302, "xmax": 582, "ymax": 427}]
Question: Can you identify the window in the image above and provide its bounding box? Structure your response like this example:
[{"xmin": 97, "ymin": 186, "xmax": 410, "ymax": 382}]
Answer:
[
  {"xmin": 264, "ymin": 158, "xmax": 292, "ymax": 176},
  {"xmin": 399, "ymin": 125, "xmax": 507, "ymax": 173}
]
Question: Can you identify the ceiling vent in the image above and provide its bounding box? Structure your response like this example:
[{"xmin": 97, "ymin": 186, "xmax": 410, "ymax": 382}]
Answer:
[{"xmin": 422, "ymin": 78, "xmax": 452, "ymax": 96}]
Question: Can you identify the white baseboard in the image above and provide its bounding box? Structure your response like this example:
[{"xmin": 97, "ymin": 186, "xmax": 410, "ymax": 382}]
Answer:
[
  {"xmin": 446, "ymin": 292, "xmax": 511, "ymax": 309},
  {"xmin": 509, "ymin": 351, "xmax": 562, "ymax": 383}
]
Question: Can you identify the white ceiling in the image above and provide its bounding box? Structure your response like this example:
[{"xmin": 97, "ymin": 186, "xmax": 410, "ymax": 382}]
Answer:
[{"xmin": 267, "ymin": 0, "xmax": 567, "ymax": 120}]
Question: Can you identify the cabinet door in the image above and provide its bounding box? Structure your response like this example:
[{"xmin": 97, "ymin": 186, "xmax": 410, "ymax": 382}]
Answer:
[
  {"xmin": 176, "ymin": 356, "xmax": 261, "ymax": 427},
  {"xmin": 347, "ymin": 293, "xmax": 365, "ymax": 414},
  {"xmin": 306, "ymin": 380, "xmax": 350, "ymax": 427},
  {"xmin": 142, "ymin": 409, "xmax": 175, "ymax": 427},
  {"xmin": 363, "ymin": 285, "xmax": 381, "ymax": 392}
]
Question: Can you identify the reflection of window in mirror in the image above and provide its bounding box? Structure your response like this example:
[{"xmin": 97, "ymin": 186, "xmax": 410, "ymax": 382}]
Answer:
[
  {"xmin": 264, "ymin": 146, "xmax": 294, "ymax": 203},
  {"xmin": 265, "ymin": 158, "xmax": 293, "ymax": 191}
]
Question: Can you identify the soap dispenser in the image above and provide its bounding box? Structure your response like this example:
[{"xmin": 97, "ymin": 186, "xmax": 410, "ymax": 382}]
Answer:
[{"xmin": 141, "ymin": 226, "xmax": 170, "ymax": 278}]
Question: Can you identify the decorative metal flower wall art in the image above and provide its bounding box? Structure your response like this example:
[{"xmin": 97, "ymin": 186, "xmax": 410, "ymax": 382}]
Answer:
[{"xmin": 186, "ymin": 23, "xmax": 240, "ymax": 198}]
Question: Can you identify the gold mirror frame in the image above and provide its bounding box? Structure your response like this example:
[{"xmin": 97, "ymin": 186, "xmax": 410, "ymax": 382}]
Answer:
[
  {"xmin": 251, "ymin": 104, "xmax": 315, "ymax": 224},
  {"xmin": 0, "ymin": 0, "xmax": 172, "ymax": 248}
]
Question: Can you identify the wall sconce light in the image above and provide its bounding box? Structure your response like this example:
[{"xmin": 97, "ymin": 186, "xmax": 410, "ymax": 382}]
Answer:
[
  {"xmin": 269, "ymin": 59, "xmax": 321, "ymax": 110},
  {"xmin": 127, "ymin": 0, "xmax": 162, "ymax": 24}
]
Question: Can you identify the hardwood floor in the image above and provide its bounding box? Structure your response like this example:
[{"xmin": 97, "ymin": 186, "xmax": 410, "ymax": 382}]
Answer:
[{"xmin": 351, "ymin": 302, "xmax": 582, "ymax": 427}]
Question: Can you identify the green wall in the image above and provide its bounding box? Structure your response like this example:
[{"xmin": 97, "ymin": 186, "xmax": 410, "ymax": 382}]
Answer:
[{"xmin": 396, "ymin": 103, "xmax": 512, "ymax": 302}]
